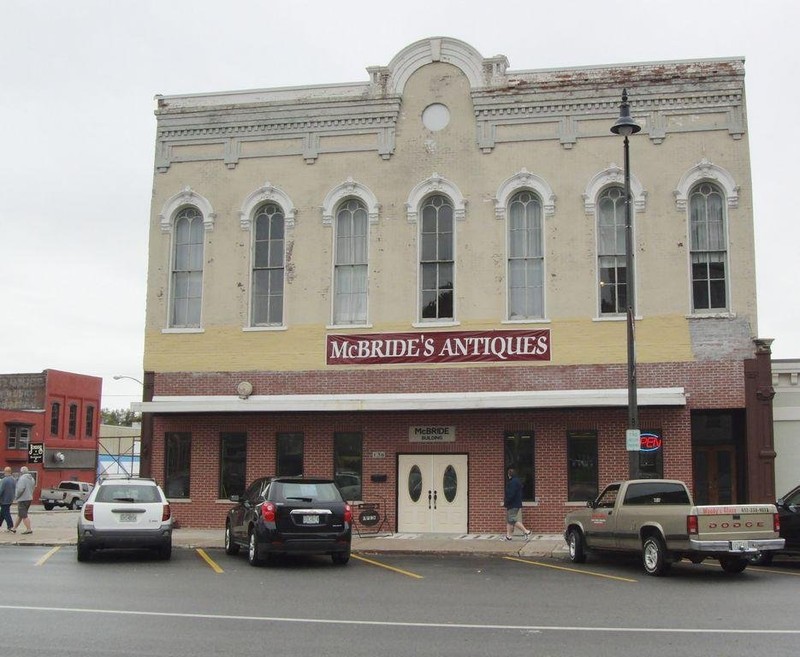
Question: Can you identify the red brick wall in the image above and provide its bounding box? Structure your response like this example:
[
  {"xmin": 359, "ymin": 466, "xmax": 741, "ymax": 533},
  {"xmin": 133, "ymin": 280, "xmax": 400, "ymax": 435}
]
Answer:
[{"xmin": 145, "ymin": 359, "xmax": 739, "ymax": 532}]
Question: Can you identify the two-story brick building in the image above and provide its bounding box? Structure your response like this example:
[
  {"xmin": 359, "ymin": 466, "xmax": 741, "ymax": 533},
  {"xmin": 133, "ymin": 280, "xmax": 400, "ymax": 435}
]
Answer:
[
  {"xmin": 134, "ymin": 37, "xmax": 775, "ymax": 532},
  {"xmin": 1, "ymin": 369, "xmax": 101, "ymax": 498}
]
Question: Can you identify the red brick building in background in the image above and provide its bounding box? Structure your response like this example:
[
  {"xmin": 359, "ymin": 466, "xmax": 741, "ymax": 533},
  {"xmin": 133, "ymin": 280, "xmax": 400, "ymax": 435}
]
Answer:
[
  {"xmin": 135, "ymin": 38, "xmax": 776, "ymax": 533},
  {"xmin": 0, "ymin": 369, "xmax": 101, "ymax": 498}
]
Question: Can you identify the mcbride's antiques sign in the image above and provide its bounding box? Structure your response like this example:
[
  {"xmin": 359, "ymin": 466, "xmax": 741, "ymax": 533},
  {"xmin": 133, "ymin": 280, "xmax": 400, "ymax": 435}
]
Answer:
[{"xmin": 327, "ymin": 329, "xmax": 550, "ymax": 366}]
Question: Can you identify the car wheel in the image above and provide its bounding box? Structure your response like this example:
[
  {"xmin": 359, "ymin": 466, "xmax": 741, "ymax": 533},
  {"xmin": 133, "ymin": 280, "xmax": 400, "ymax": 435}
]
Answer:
[
  {"xmin": 748, "ymin": 551, "xmax": 774, "ymax": 566},
  {"xmin": 77, "ymin": 542, "xmax": 92, "ymax": 562},
  {"xmin": 719, "ymin": 556, "xmax": 748, "ymax": 573},
  {"xmin": 68, "ymin": 499, "xmax": 78, "ymax": 511},
  {"xmin": 642, "ymin": 535, "xmax": 670, "ymax": 576},
  {"xmin": 225, "ymin": 523, "xmax": 240, "ymax": 555},
  {"xmin": 567, "ymin": 528, "xmax": 586, "ymax": 564},
  {"xmin": 247, "ymin": 530, "xmax": 263, "ymax": 566},
  {"xmin": 43, "ymin": 503, "xmax": 54, "ymax": 511},
  {"xmin": 332, "ymin": 550, "xmax": 351, "ymax": 565}
]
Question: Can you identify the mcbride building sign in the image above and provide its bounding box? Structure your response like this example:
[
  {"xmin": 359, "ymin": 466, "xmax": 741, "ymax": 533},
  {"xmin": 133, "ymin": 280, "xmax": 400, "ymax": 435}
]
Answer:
[{"xmin": 327, "ymin": 329, "xmax": 550, "ymax": 366}]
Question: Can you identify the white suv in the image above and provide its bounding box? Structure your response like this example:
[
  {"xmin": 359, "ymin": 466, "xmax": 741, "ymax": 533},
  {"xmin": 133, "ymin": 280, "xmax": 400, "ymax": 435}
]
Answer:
[{"xmin": 77, "ymin": 477, "xmax": 173, "ymax": 561}]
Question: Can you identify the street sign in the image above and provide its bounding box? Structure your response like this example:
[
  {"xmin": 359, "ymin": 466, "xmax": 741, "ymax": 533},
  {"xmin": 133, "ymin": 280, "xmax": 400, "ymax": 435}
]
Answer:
[
  {"xmin": 28, "ymin": 443, "xmax": 44, "ymax": 463},
  {"xmin": 625, "ymin": 430, "xmax": 641, "ymax": 451}
]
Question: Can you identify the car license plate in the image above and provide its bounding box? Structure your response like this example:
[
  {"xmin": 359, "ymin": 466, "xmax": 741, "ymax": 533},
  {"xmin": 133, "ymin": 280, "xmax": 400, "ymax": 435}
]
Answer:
[
  {"xmin": 731, "ymin": 540, "xmax": 750, "ymax": 551},
  {"xmin": 120, "ymin": 513, "xmax": 138, "ymax": 523},
  {"xmin": 302, "ymin": 515, "xmax": 319, "ymax": 525}
]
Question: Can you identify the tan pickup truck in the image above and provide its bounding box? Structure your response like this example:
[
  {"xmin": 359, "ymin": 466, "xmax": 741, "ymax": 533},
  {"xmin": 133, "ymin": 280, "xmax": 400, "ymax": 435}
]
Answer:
[{"xmin": 564, "ymin": 479, "xmax": 784, "ymax": 576}]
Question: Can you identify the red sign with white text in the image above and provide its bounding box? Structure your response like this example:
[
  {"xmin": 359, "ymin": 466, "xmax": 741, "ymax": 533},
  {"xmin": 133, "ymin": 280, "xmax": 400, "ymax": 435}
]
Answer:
[{"xmin": 327, "ymin": 329, "xmax": 551, "ymax": 366}]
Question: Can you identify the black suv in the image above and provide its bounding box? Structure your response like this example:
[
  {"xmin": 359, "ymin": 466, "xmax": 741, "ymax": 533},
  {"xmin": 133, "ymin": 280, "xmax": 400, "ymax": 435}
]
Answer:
[
  {"xmin": 751, "ymin": 482, "xmax": 800, "ymax": 565},
  {"xmin": 225, "ymin": 477, "xmax": 352, "ymax": 566}
]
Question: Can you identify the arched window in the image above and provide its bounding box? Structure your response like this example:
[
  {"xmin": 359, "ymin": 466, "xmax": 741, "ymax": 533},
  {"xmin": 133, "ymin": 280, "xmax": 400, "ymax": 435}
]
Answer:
[
  {"xmin": 252, "ymin": 202, "xmax": 285, "ymax": 326},
  {"xmin": 689, "ymin": 182, "xmax": 728, "ymax": 311},
  {"xmin": 333, "ymin": 199, "xmax": 368, "ymax": 325},
  {"xmin": 420, "ymin": 195, "xmax": 454, "ymax": 321},
  {"xmin": 597, "ymin": 187, "xmax": 628, "ymax": 315},
  {"xmin": 170, "ymin": 206, "xmax": 204, "ymax": 328},
  {"xmin": 508, "ymin": 191, "xmax": 544, "ymax": 319}
]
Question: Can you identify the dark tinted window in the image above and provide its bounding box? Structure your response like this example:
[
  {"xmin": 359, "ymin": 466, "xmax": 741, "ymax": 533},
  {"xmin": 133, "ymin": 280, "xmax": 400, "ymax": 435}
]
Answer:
[
  {"xmin": 504, "ymin": 431, "xmax": 534, "ymax": 501},
  {"xmin": 567, "ymin": 431, "xmax": 598, "ymax": 502},
  {"xmin": 165, "ymin": 432, "xmax": 191, "ymax": 498},
  {"xmin": 219, "ymin": 432, "xmax": 247, "ymax": 498},
  {"xmin": 276, "ymin": 433, "xmax": 303, "ymax": 476},
  {"xmin": 61, "ymin": 482, "xmax": 79, "ymax": 491},
  {"xmin": 272, "ymin": 482, "xmax": 341, "ymax": 503},
  {"xmin": 334, "ymin": 432, "xmax": 362, "ymax": 501},
  {"xmin": 96, "ymin": 484, "xmax": 160, "ymax": 503},
  {"xmin": 623, "ymin": 482, "xmax": 690, "ymax": 506}
]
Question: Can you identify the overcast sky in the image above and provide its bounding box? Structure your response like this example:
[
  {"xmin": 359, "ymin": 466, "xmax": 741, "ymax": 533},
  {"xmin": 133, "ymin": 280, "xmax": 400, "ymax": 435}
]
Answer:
[{"xmin": 1, "ymin": 0, "xmax": 798, "ymax": 410}]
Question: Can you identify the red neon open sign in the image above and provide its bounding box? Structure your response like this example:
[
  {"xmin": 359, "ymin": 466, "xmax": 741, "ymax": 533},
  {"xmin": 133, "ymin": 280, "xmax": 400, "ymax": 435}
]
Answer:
[{"xmin": 640, "ymin": 433, "xmax": 662, "ymax": 452}]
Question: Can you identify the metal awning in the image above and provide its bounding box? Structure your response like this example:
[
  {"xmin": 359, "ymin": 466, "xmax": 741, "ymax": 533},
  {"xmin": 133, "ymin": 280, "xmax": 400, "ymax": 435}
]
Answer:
[{"xmin": 131, "ymin": 387, "xmax": 686, "ymax": 413}]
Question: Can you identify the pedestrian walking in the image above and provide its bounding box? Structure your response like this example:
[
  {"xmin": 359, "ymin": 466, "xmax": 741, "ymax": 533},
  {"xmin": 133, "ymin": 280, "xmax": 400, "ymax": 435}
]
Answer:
[
  {"xmin": 502, "ymin": 467, "xmax": 531, "ymax": 541},
  {"xmin": 0, "ymin": 467, "xmax": 15, "ymax": 531},
  {"xmin": 12, "ymin": 466, "xmax": 35, "ymax": 535}
]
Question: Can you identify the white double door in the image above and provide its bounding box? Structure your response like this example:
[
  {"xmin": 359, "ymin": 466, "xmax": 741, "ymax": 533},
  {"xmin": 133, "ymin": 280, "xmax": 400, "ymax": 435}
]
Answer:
[{"xmin": 397, "ymin": 454, "xmax": 467, "ymax": 533}]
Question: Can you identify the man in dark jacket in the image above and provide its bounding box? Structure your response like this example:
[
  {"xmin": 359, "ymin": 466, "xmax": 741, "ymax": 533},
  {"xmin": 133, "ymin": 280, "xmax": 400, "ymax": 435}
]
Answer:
[
  {"xmin": 1, "ymin": 467, "xmax": 16, "ymax": 531},
  {"xmin": 503, "ymin": 467, "xmax": 531, "ymax": 541}
]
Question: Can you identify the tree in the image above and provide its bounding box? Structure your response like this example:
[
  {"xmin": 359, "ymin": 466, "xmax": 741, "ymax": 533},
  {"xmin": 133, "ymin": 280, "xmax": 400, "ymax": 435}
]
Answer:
[{"xmin": 101, "ymin": 408, "xmax": 142, "ymax": 427}]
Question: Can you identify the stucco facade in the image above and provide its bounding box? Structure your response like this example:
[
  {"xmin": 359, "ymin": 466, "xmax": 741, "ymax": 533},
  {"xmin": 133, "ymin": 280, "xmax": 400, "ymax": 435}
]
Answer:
[{"xmin": 135, "ymin": 37, "xmax": 774, "ymax": 532}]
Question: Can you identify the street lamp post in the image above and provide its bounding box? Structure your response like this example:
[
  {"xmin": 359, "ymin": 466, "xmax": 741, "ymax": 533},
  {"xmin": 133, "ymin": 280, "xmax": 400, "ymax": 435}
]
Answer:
[
  {"xmin": 610, "ymin": 89, "xmax": 642, "ymax": 479},
  {"xmin": 113, "ymin": 375, "xmax": 144, "ymax": 387}
]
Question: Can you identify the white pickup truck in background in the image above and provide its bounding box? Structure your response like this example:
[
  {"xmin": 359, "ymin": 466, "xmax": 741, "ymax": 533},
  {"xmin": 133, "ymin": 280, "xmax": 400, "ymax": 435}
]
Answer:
[
  {"xmin": 40, "ymin": 481, "xmax": 94, "ymax": 510},
  {"xmin": 564, "ymin": 479, "xmax": 784, "ymax": 576}
]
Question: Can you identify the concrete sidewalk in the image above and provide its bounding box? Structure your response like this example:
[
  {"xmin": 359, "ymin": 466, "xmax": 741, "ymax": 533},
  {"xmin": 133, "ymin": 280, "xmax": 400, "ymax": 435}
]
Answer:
[{"xmin": 0, "ymin": 506, "xmax": 568, "ymax": 558}]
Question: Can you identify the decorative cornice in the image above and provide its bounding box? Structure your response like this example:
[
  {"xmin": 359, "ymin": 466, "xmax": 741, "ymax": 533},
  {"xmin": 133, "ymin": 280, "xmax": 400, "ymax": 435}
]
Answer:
[
  {"xmin": 321, "ymin": 178, "xmax": 380, "ymax": 225},
  {"xmin": 583, "ymin": 166, "xmax": 647, "ymax": 215},
  {"xmin": 406, "ymin": 173, "xmax": 466, "ymax": 223},
  {"xmin": 239, "ymin": 181, "xmax": 296, "ymax": 230},
  {"xmin": 674, "ymin": 158, "xmax": 739, "ymax": 211},
  {"xmin": 494, "ymin": 169, "xmax": 556, "ymax": 219},
  {"xmin": 159, "ymin": 187, "xmax": 216, "ymax": 233}
]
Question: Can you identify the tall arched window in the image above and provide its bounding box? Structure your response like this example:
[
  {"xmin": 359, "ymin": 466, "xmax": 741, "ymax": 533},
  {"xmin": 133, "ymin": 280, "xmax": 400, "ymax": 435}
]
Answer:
[
  {"xmin": 597, "ymin": 187, "xmax": 628, "ymax": 315},
  {"xmin": 420, "ymin": 195, "xmax": 454, "ymax": 321},
  {"xmin": 689, "ymin": 182, "xmax": 728, "ymax": 311},
  {"xmin": 333, "ymin": 199, "xmax": 368, "ymax": 325},
  {"xmin": 508, "ymin": 191, "xmax": 544, "ymax": 319},
  {"xmin": 171, "ymin": 206, "xmax": 204, "ymax": 327},
  {"xmin": 252, "ymin": 202, "xmax": 285, "ymax": 326}
]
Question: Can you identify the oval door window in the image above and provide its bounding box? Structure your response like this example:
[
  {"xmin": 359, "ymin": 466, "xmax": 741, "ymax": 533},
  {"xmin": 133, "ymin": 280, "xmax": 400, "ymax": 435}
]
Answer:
[
  {"xmin": 442, "ymin": 465, "xmax": 457, "ymax": 503},
  {"xmin": 408, "ymin": 465, "xmax": 423, "ymax": 502}
]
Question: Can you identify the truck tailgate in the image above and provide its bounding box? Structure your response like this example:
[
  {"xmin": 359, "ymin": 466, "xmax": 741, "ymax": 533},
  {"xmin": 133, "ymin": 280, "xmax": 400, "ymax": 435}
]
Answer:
[{"xmin": 694, "ymin": 505, "xmax": 777, "ymax": 543}]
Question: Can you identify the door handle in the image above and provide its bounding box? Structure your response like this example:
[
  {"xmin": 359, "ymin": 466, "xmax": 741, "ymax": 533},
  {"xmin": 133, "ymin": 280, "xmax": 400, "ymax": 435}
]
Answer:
[
  {"xmin": 433, "ymin": 490, "xmax": 438, "ymax": 509},
  {"xmin": 428, "ymin": 490, "xmax": 432, "ymax": 509}
]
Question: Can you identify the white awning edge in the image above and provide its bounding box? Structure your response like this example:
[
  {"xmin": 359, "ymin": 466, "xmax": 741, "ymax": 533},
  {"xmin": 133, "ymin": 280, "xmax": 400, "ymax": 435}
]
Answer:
[{"xmin": 131, "ymin": 387, "xmax": 686, "ymax": 414}]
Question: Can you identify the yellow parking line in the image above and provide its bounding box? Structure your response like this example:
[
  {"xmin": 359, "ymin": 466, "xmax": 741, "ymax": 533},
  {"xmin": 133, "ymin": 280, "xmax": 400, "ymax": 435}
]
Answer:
[
  {"xmin": 196, "ymin": 549, "xmax": 224, "ymax": 573},
  {"xmin": 35, "ymin": 546, "xmax": 60, "ymax": 566},
  {"xmin": 747, "ymin": 566, "xmax": 800, "ymax": 577},
  {"xmin": 504, "ymin": 556, "xmax": 637, "ymax": 582},
  {"xmin": 352, "ymin": 554, "xmax": 424, "ymax": 579}
]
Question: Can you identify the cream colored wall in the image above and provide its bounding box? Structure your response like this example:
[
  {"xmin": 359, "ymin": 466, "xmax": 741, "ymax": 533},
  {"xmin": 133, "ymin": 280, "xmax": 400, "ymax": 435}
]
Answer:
[{"xmin": 145, "ymin": 61, "xmax": 755, "ymax": 373}]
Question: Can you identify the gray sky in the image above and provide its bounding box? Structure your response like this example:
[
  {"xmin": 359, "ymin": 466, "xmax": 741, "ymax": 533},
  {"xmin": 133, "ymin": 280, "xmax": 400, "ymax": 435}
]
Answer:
[{"xmin": 1, "ymin": 0, "xmax": 798, "ymax": 410}]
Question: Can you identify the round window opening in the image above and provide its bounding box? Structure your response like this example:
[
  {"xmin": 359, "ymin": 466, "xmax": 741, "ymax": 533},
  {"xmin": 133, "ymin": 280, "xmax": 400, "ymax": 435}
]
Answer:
[
  {"xmin": 442, "ymin": 465, "xmax": 457, "ymax": 503},
  {"xmin": 422, "ymin": 103, "xmax": 450, "ymax": 131},
  {"xmin": 408, "ymin": 465, "xmax": 423, "ymax": 503}
]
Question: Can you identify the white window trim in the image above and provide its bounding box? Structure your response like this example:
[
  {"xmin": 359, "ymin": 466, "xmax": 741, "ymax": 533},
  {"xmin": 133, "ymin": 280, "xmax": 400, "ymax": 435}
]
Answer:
[
  {"xmin": 406, "ymin": 173, "xmax": 466, "ymax": 223},
  {"xmin": 159, "ymin": 186, "xmax": 216, "ymax": 233},
  {"xmin": 674, "ymin": 159, "xmax": 739, "ymax": 212},
  {"xmin": 322, "ymin": 178, "xmax": 379, "ymax": 225},
  {"xmin": 499, "ymin": 174, "xmax": 551, "ymax": 322},
  {"xmin": 583, "ymin": 165, "xmax": 646, "ymax": 216},
  {"xmin": 239, "ymin": 181, "xmax": 296, "ymax": 230}
]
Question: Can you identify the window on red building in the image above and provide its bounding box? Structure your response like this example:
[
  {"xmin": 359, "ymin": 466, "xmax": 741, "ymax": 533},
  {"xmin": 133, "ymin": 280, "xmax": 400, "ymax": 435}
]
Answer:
[
  {"xmin": 68, "ymin": 403, "xmax": 78, "ymax": 437},
  {"xmin": 6, "ymin": 424, "xmax": 32, "ymax": 450},
  {"xmin": 85, "ymin": 406, "xmax": 95, "ymax": 438},
  {"xmin": 50, "ymin": 402, "xmax": 60, "ymax": 435}
]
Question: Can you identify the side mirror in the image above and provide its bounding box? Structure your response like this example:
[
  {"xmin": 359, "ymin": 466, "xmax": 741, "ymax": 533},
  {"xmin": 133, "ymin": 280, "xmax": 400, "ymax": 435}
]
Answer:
[
  {"xmin": 776, "ymin": 498, "xmax": 784, "ymax": 508},
  {"xmin": 586, "ymin": 500, "xmax": 595, "ymax": 509},
  {"xmin": 229, "ymin": 494, "xmax": 241, "ymax": 503}
]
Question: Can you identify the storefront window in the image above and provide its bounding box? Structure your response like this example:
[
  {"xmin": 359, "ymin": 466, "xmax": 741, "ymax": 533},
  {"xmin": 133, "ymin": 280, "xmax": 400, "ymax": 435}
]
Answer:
[
  {"xmin": 334, "ymin": 432, "xmax": 362, "ymax": 501},
  {"xmin": 567, "ymin": 430, "xmax": 598, "ymax": 502},
  {"xmin": 638, "ymin": 431, "xmax": 663, "ymax": 479},
  {"xmin": 219, "ymin": 433, "xmax": 247, "ymax": 499},
  {"xmin": 504, "ymin": 431, "xmax": 534, "ymax": 501},
  {"xmin": 276, "ymin": 432, "xmax": 303, "ymax": 476},
  {"xmin": 164, "ymin": 432, "xmax": 191, "ymax": 498}
]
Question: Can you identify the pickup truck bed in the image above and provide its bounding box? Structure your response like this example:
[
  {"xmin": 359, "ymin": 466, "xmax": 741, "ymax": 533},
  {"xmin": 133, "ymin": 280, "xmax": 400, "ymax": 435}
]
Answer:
[{"xmin": 564, "ymin": 479, "xmax": 784, "ymax": 576}]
